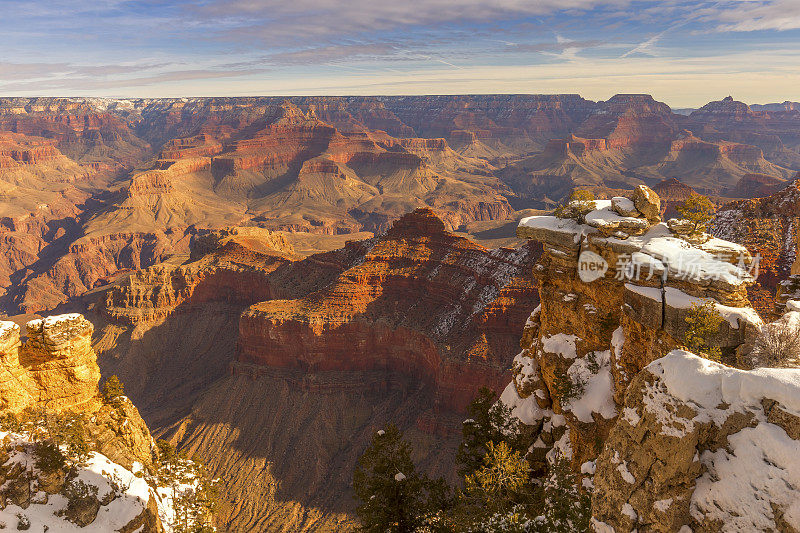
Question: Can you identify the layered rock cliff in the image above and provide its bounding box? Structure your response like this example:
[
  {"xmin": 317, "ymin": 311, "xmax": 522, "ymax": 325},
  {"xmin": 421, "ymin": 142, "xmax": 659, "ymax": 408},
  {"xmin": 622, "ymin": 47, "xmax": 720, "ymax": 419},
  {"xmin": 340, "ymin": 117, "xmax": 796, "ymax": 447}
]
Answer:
[
  {"xmin": 92, "ymin": 208, "xmax": 539, "ymax": 531},
  {"xmin": 504, "ymin": 186, "xmax": 762, "ymax": 504}
]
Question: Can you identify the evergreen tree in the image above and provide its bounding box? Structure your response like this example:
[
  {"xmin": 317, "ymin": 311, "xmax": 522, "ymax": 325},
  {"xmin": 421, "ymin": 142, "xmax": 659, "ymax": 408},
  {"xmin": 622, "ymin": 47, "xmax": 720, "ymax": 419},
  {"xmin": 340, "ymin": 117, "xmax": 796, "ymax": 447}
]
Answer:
[
  {"xmin": 537, "ymin": 452, "xmax": 591, "ymax": 533},
  {"xmin": 101, "ymin": 375, "xmax": 126, "ymax": 406},
  {"xmin": 465, "ymin": 441, "xmax": 532, "ymax": 514},
  {"xmin": 457, "ymin": 388, "xmax": 526, "ymax": 478},
  {"xmin": 353, "ymin": 424, "xmax": 451, "ymax": 532},
  {"xmin": 676, "ymin": 194, "xmax": 716, "ymax": 235}
]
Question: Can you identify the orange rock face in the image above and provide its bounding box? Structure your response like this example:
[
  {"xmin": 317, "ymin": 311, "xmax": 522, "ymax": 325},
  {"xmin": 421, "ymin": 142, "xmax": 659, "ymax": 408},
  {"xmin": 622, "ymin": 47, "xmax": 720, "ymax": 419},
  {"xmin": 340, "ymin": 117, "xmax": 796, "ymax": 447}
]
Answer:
[{"xmin": 237, "ymin": 208, "xmax": 540, "ymax": 412}]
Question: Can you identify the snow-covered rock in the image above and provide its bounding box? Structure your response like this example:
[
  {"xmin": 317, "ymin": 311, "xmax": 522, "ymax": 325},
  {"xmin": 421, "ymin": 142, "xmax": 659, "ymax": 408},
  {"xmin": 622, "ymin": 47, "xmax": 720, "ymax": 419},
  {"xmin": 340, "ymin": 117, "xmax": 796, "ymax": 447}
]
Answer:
[{"xmin": 593, "ymin": 350, "xmax": 800, "ymax": 532}]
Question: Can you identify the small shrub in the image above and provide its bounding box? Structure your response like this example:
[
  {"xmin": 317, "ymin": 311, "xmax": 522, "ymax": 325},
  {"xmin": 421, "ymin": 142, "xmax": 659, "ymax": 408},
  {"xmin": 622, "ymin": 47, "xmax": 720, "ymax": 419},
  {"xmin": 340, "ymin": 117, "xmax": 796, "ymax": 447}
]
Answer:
[
  {"xmin": 553, "ymin": 367, "xmax": 584, "ymax": 405},
  {"xmin": 49, "ymin": 413, "xmax": 91, "ymax": 465},
  {"xmin": 15, "ymin": 513, "xmax": 30, "ymax": 531},
  {"xmin": 555, "ymin": 190, "xmax": 596, "ymax": 223},
  {"xmin": 750, "ymin": 319, "xmax": 800, "ymax": 368},
  {"xmin": 684, "ymin": 299, "xmax": 724, "ymax": 362},
  {"xmin": 33, "ymin": 441, "xmax": 67, "ymax": 472},
  {"xmin": 676, "ymin": 194, "xmax": 716, "ymax": 235},
  {"xmin": 64, "ymin": 479, "xmax": 99, "ymax": 502}
]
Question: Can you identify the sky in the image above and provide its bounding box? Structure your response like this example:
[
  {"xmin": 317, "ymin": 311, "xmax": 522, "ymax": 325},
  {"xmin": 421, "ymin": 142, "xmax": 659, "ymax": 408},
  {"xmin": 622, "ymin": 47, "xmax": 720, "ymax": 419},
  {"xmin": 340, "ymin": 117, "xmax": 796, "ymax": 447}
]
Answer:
[{"xmin": 1, "ymin": 0, "xmax": 799, "ymax": 107}]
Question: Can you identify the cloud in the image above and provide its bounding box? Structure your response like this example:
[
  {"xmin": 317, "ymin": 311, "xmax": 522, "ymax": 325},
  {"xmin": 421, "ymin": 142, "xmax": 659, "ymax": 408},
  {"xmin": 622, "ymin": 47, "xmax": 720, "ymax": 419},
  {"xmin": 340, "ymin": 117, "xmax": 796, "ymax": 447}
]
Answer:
[{"xmin": 709, "ymin": 0, "xmax": 800, "ymax": 32}]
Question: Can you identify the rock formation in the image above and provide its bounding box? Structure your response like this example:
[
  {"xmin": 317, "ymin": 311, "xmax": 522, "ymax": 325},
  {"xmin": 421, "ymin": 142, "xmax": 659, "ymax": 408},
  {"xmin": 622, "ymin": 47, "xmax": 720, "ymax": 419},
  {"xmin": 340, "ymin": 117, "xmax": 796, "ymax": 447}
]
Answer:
[
  {"xmin": 91, "ymin": 208, "xmax": 539, "ymax": 532},
  {"xmin": 506, "ymin": 186, "xmax": 762, "ymax": 502},
  {"xmin": 592, "ymin": 347, "xmax": 800, "ymax": 532}
]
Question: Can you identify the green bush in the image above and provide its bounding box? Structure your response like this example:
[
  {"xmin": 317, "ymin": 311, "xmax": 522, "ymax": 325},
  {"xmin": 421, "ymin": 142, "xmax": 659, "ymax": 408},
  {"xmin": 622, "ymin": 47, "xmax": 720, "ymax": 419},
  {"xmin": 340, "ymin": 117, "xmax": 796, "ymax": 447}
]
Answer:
[
  {"xmin": 684, "ymin": 299, "xmax": 724, "ymax": 362},
  {"xmin": 34, "ymin": 441, "xmax": 67, "ymax": 472}
]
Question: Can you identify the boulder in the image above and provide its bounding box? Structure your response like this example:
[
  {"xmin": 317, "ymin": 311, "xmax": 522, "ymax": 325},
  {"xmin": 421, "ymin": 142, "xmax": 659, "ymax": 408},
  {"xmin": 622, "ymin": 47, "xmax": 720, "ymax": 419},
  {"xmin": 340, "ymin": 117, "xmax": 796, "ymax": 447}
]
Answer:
[
  {"xmin": 633, "ymin": 185, "xmax": 662, "ymax": 222},
  {"xmin": 611, "ymin": 196, "xmax": 640, "ymax": 217},
  {"xmin": 667, "ymin": 218, "xmax": 694, "ymax": 236}
]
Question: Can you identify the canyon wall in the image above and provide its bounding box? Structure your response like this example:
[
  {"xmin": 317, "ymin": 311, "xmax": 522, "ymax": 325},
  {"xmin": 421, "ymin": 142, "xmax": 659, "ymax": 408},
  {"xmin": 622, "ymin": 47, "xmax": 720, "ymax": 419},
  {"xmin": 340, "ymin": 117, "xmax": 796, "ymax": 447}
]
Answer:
[
  {"xmin": 92, "ymin": 209, "xmax": 539, "ymax": 531},
  {"xmin": 503, "ymin": 187, "xmax": 766, "ymax": 530}
]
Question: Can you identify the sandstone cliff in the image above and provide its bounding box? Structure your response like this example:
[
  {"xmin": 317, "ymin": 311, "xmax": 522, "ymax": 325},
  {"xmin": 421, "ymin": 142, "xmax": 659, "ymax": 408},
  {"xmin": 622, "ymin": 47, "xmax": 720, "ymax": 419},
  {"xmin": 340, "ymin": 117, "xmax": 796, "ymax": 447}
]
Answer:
[
  {"xmin": 505, "ymin": 186, "xmax": 763, "ymax": 521},
  {"xmin": 92, "ymin": 208, "xmax": 539, "ymax": 532}
]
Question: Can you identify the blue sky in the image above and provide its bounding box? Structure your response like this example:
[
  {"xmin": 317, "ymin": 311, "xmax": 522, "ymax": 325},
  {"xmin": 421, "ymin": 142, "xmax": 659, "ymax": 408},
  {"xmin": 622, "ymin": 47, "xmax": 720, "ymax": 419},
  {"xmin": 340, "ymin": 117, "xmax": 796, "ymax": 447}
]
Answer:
[{"xmin": 2, "ymin": 0, "xmax": 799, "ymax": 106}]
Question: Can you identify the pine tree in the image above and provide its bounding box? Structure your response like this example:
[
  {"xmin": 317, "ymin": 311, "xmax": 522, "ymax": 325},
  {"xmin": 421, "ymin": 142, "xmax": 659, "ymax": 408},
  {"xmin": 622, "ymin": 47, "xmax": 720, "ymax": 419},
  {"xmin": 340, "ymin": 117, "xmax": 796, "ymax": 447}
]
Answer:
[
  {"xmin": 457, "ymin": 388, "xmax": 526, "ymax": 479},
  {"xmin": 101, "ymin": 375, "xmax": 126, "ymax": 406},
  {"xmin": 538, "ymin": 452, "xmax": 591, "ymax": 533},
  {"xmin": 465, "ymin": 441, "xmax": 532, "ymax": 514},
  {"xmin": 676, "ymin": 194, "xmax": 716, "ymax": 235},
  {"xmin": 353, "ymin": 424, "xmax": 450, "ymax": 532}
]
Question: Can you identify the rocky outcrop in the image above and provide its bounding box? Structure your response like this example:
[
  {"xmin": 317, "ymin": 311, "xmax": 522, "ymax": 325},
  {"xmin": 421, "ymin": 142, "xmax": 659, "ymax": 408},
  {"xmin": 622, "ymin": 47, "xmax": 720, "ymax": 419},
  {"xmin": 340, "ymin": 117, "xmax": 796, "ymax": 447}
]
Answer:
[
  {"xmin": 238, "ymin": 208, "xmax": 539, "ymax": 412},
  {"xmin": 506, "ymin": 187, "xmax": 760, "ymax": 478},
  {"xmin": 729, "ymin": 172, "xmax": 787, "ymax": 198},
  {"xmin": 0, "ymin": 314, "xmax": 99, "ymax": 413},
  {"xmin": 592, "ymin": 348, "xmax": 800, "ymax": 533},
  {"xmin": 0, "ymin": 313, "xmax": 155, "ymax": 466},
  {"xmin": 103, "ymin": 227, "xmax": 296, "ymax": 325}
]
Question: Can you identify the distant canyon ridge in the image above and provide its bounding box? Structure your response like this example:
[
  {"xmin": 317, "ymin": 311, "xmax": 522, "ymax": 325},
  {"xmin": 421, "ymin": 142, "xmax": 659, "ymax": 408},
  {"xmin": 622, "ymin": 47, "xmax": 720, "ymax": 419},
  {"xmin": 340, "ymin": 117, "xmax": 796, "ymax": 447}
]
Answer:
[{"xmin": 0, "ymin": 93, "xmax": 798, "ymax": 315}]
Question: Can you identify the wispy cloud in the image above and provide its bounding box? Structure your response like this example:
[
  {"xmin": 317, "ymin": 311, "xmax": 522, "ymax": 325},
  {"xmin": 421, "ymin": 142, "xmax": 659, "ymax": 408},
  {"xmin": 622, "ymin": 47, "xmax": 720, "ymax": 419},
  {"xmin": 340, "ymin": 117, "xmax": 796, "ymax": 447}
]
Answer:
[{"xmin": 0, "ymin": 0, "xmax": 798, "ymax": 105}]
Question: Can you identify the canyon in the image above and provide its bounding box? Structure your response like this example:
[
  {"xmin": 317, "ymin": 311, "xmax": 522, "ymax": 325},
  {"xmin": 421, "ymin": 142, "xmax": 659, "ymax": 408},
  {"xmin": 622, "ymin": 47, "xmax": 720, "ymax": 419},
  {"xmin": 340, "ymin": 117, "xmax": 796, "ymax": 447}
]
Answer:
[
  {"xmin": 1, "ymin": 94, "xmax": 800, "ymax": 531},
  {"xmin": 85, "ymin": 208, "xmax": 539, "ymax": 531},
  {"xmin": 0, "ymin": 94, "xmax": 798, "ymax": 316}
]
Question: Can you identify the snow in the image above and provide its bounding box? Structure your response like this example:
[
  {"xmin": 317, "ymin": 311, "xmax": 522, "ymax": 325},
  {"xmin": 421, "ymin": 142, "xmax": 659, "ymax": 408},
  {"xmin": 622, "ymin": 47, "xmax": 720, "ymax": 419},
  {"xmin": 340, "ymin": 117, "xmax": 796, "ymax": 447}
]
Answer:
[
  {"xmin": 616, "ymin": 461, "xmax": 635, "ymax": 484},
  {"xmin": 641, "ymin": 236, "xmax": 751, "ymax": 286},
  {"xmin": 611, "ymin": 326, "xmax": 625, "ymax": 360},
  {"xmin": 622, "ymin": 407, "xmax": 640, "ymax": 426},
  {"xmin": 663, "ymin": 287, "xmax": 763, "ymax": 330},
  {"xmin": 518, "ymin": 215, "xmax": 587, "ymax": 244},
  {"xmin": 788, "ymin": 300, "xmax": 800, "ymax": 313},
  {"xmin": 521, "ymin": 211, "xmax": 754, "ymax": 288},
  {"xmin": 541, "ymin": 333, "xmax": 578, "ymax": 359},
  {"xmin": 653, "ymin": 350, "xmax": 800, "ymax": 420},
  {"xmin": 625, "ymin": 283, "xmax": 662, "ymax": 302},
  {"xmin": 693, "ymin": 423, "xmax": 800, "ymax": 531},
  {"xmin": 611, "ymin": 196, "xmax": 636, "ymax": 214},
  {"xmin": 621, "ymin": 503, "xmax": 638, "ymax": 520},
  {"xmin": 564, "ymin": 350, "xmax": 617, "ymax": 423},
  {"xmin": 376, "ymin": 430, "xmax": 385, "ymax": 436},
  {"xmin": 645, "ymin": 350, "xmax": 800, "ymax": 531},
  {"xmin": 499, "ymin": 380, "xmax": 548, "ymax": 426},
  {"xmin": 0, "ymin": 320, "xmax": 18, "ymax": 338},
  {"xmin": 654, "ymin": 498, "xmax": 673, "ymax": 513},
  {"xmin": 394, "ymin": 472, "xmax": 406, "ymax": 482},
  {"xmin": 27, "ymin": 313, "xmax": 83, "ymax": 332},
  {"xmin": 0, "ymin": 447, "xmax": 151, "ymax": 533},
  {"xmin": 580, "ymin": 461, "xmax": 596, "ymax": 475},
  {"xmin": 585, "ymin": 207, "xmax": 648, "ymax": 230}
]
